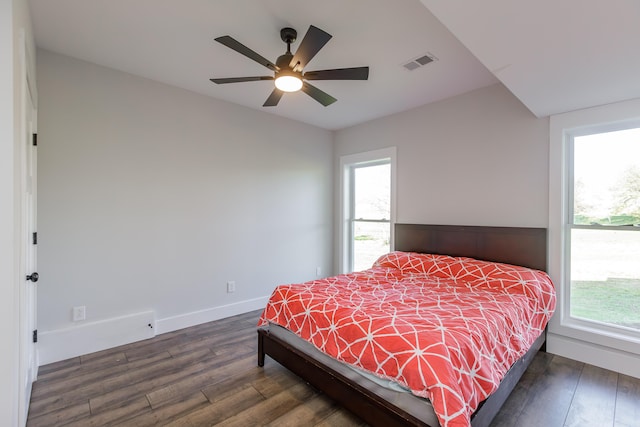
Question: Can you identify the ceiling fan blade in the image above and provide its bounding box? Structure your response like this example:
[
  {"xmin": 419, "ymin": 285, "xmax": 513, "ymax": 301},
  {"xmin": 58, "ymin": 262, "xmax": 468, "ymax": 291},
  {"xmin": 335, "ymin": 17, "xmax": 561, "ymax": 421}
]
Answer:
[
  {"xmin": 215, "ymin": 36, "xmax": 278, "ymax": 71},
  {"xmin": 263, "ymin": 88, "xmax": 284, "ymax": 107},
  {"xmin": 289, "ymin": 25, "xmax": 332, "ymax": 72},
  {"xmin": 303, "ymin": 67, "xmax": 369, "ymax": 81},
  {"xmin": 210, "ymin": 76, "xmax": 274, "ymax": 84},
  {"xmin": 301, "ymin": 82, "xmax": 337, "ymax": 107}
]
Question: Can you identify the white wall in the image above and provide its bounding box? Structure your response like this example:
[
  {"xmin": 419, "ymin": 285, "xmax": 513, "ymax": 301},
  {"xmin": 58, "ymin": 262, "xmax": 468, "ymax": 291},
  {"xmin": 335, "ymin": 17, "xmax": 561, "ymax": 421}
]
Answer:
[
  {"xmin": 0, "ymin": 2, "xmax": 17, "ymax": 425},
  {"xmin": 335, "ymin": 84, "xmax": 549, "ymax": 228},
  {"xmin": 36, "ymin": 50, "xmax": 333, "ymax": 363}
]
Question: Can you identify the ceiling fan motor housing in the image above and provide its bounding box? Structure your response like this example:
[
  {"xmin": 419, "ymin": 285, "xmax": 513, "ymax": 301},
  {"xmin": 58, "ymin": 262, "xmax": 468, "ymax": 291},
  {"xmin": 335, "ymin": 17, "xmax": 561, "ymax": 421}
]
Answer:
[
  {"xmin": 276, "ymin": 53, "xmax": 295, "ymax": 71},
  {"xmin": 274, "ymin": 53, "xmax": 302, "ymax": 92}
]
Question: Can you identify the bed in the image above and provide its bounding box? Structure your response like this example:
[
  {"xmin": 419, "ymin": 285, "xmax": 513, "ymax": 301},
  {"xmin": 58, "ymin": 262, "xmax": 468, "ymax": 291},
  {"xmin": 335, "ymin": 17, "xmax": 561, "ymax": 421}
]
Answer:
[{"xmin": 257, "ymin": 224, "xmax": 556, "ymax": 427}]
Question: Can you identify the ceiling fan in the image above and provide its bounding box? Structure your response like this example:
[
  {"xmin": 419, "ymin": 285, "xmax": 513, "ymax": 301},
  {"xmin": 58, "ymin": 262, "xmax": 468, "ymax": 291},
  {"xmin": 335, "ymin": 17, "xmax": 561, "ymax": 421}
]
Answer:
[{"xmin": 210, "ymin": 25, "xmax": 369, "ymax": 107}]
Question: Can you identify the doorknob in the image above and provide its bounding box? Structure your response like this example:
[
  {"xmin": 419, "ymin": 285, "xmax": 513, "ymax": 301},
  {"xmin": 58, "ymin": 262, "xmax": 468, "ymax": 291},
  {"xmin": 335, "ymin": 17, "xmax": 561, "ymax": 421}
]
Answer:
[{"xmin": 26, "ymin": 272, "xmax": 39, "ymax": 282}]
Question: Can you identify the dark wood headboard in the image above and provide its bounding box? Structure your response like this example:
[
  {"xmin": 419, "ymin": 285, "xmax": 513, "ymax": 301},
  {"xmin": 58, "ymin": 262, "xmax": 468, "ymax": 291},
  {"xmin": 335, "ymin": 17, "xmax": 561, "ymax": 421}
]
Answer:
[{"xmin": 394, "ymin": 224, "xmax": 548, "ymax": 271}]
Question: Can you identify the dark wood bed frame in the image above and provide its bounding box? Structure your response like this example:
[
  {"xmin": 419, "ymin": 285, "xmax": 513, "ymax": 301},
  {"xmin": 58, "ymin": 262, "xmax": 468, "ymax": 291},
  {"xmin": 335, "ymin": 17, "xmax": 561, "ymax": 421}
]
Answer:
[{"xmin": 258, "ymin": 224, "xmax": 548, "ymax": 427}]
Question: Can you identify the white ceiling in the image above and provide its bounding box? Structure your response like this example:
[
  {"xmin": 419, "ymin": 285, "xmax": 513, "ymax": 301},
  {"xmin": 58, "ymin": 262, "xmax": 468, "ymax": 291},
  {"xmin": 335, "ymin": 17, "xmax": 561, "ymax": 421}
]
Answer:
[
  {"xmin": 421, "ymin": 0, "xmax": 640, "ymax": 118},
  {"xmin": 28, "ymin": 0, "xmax": 640, "ymax": 130}
]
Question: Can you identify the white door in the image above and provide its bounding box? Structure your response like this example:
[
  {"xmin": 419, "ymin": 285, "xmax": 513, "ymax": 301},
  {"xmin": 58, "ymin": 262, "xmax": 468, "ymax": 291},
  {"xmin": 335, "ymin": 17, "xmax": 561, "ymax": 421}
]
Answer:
[{"xmin": 19, "ymin": 36, "xmax": 38, "ymax": 425}]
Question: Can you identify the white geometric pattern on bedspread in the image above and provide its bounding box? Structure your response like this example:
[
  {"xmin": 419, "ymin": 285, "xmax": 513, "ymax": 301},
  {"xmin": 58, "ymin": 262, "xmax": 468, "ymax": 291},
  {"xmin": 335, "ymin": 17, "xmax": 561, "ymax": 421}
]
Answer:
[{"xmin": 258, "ymin": 252, "xmax": 556, "ymax": 427}]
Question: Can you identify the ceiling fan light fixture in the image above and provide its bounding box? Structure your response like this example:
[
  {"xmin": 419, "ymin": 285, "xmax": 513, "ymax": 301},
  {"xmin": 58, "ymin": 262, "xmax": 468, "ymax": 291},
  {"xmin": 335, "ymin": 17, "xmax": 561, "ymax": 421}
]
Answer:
[
  {"xmin": 275, "ymin": 73, "xmax": 303, "ymax": 92},
  {"xmin": 211, "ymin": 25, "xmax": 369, "ymax": 106}
]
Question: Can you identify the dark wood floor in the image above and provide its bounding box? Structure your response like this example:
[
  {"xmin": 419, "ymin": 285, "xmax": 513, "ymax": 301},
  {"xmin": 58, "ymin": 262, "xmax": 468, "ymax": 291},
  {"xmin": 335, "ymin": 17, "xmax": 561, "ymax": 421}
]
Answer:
[{"xmin": 28, "ymin": 310, "xmax": 640, "ymax": 427}]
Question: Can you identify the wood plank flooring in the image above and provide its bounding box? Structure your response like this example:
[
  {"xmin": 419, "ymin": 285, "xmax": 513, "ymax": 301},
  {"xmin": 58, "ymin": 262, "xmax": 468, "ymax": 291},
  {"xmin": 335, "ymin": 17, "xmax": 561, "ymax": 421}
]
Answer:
[{"xmin": 28, "ymin": 310, "xmax": 640, "ymax": 426}]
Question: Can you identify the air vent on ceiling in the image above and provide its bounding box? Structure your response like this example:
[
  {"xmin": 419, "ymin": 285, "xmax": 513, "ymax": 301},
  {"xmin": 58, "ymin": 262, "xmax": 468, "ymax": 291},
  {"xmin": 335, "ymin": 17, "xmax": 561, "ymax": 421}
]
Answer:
[{"xmin": 402, "ymin": 52, "xmax": 438, "ymax": 71}]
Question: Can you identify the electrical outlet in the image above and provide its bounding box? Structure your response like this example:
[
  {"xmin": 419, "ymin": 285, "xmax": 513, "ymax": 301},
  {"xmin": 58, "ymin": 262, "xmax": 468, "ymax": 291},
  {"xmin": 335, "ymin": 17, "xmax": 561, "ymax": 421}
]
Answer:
[
  {"xmin": 227, "ymin": 281, "xmax": 236, "ymax": 293},
  {"xmin": 72, "ymin": 306, "xmax": 86, "ymax": 322},
  {"xmin": 316, "ymin": 266, "xmax": 322, "ymax": 277}
]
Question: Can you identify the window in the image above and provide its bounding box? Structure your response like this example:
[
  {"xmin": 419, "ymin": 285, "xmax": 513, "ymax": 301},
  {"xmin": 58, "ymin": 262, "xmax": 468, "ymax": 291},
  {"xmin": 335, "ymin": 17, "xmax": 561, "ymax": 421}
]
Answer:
[
  {"xmin": 569, "ymin": 128, "xmax": 640, "ymax": 332},
  {"xmin": 549, "ymin": 100, "xmax": 640, "ymax": 377},
  {"xmin": 351, "ymin": 162, "xmax": 391, "ymax": 272},
  {"xmin": 340, "ymin": 148, "xmax": 396, "ymax": 273}
]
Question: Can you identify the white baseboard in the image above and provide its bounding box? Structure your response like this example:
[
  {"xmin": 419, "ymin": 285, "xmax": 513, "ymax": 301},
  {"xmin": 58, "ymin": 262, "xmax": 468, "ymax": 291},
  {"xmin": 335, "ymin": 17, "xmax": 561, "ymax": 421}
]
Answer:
[
  {"xmin": 38, "ymin": 297, "xmax": 270, "ymax": 366},
  {"xmin": 39, "ymin": 311, "xmax": 156, "ymax": 365},
  {"xmin": 155, "ymin": 296, "xmax": 269, "ymax": 335},
  {"xmin": 547, "ymin": 333, "xmax": 640, "ymax": 379}
]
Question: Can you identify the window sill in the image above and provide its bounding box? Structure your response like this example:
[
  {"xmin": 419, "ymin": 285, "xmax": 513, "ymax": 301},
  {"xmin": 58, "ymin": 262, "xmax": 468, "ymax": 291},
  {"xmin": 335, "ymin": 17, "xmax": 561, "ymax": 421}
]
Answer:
[{"xmin": 550, "ymin": 314, "xmax": 640, "ymax": 355}]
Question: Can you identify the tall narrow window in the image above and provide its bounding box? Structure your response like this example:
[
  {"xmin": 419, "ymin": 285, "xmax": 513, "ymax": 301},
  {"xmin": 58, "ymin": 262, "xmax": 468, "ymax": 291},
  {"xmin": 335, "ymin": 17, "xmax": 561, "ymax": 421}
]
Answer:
[
  {"xmin": 340, "ymin": 148, "xmax": 396, "ymax": 273},
  {"xmin": 550, "ymin": 102, "xmax": 640, "ymax": 376},
  {"xmin": 351, "ymin": 162, "xmax": 391, "ymax": 272},
  {"xmin": 569, "ymin": 127, "xmax": 640, "ymax": 332}
]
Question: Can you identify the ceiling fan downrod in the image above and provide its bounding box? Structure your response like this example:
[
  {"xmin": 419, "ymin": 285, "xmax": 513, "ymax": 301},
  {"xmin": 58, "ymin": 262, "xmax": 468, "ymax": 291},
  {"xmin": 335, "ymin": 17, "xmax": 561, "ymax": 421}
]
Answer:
[{"xmin": 280, "ymin": 27, "xmax": 297, "ymax": 55}]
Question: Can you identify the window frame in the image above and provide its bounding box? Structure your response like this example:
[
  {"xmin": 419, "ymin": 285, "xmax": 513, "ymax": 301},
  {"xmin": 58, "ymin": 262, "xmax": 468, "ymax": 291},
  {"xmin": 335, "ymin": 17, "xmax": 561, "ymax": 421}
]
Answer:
[
  {"xmin": 565, "ymin": 128, "xmax": 640, "ymax": 339},
  {"xmin": 549, "ymin": 99, "xmax": 640, "ymax": 368},
  {"xmin": 339, "ymin": 147, "xmax": 396, "ymax": 274}
]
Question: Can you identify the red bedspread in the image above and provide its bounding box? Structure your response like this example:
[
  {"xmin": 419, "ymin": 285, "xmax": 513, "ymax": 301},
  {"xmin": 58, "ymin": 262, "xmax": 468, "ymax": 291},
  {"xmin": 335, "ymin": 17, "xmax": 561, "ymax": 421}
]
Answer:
[{"xmin": 258, "ymin": 252, "xmax": 556, "ymax": 427}]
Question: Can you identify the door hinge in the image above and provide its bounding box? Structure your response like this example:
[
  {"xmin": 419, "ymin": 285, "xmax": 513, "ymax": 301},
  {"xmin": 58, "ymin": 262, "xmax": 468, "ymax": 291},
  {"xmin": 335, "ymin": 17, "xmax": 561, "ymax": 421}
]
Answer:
[
  {"xmin": 32, "ymin": 330, "xmax": 38, "ymax": 343},
  {"xmin": 32, "ymin": 133, "xmax": 37, "ymax": 147},
  {"xmin": 32, "ymin": 232, "xmax": 37, "ymax": 245}
]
